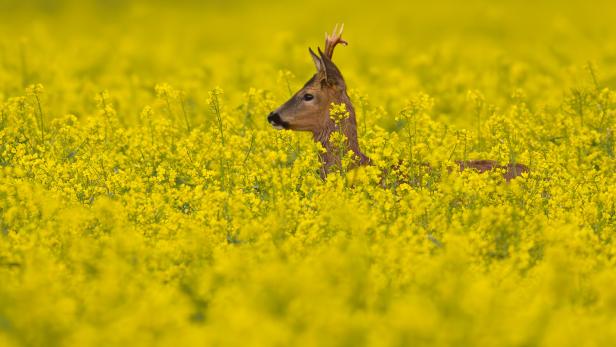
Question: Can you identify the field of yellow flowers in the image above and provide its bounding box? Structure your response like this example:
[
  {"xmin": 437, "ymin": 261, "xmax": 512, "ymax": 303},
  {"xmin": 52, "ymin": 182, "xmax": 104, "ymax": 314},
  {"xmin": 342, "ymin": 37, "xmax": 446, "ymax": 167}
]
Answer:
[{"xmin": 1, "ymin": 1, "xmax": 616, "ymax": 346}]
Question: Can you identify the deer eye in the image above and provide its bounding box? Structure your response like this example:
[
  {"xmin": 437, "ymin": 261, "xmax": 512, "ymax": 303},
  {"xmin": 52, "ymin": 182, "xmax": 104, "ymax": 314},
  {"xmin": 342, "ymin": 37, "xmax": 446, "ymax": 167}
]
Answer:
[{"xmin": 303, "ymin": 93, "xmax": 314, "ymax": 101}]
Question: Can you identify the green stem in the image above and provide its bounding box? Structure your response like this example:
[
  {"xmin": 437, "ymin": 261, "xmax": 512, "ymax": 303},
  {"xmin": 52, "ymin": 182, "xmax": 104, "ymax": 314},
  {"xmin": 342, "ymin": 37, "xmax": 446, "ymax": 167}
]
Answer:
[
  {"xmin": 211, "ymin": 92, "xmax": 226, "ymax": 190},
  {"xmin": 34, "ymin": 94, "xmax": 44, "ymax": 143},
  {"xmin": 179, "ymin": 93, "xmax": 191, "ymax": 132}
]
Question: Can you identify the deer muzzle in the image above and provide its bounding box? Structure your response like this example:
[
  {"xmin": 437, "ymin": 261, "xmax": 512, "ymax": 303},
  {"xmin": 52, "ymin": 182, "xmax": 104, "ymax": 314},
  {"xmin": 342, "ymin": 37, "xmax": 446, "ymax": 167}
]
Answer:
[{"xmin": 267, "ymin": 112, "xmax": 289, "ymax": 130}]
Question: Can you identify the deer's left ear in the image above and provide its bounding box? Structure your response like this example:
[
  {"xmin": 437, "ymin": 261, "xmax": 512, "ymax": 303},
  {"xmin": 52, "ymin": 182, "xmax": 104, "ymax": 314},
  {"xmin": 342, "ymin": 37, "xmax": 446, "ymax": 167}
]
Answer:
[
  {"xmin": 309, "ymin": 48, "xmax": 326, "ymax": 77},
  {"xmin": 317, "ymin": 47, "xmax": 345, "ymax": 87}
]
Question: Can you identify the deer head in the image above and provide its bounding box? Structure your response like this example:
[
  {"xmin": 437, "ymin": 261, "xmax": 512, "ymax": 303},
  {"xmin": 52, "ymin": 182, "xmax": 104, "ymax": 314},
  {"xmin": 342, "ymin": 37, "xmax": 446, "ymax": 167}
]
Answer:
[{"xmin": 268, "ymin": 24, "xmax": 370, "ymax": 176}]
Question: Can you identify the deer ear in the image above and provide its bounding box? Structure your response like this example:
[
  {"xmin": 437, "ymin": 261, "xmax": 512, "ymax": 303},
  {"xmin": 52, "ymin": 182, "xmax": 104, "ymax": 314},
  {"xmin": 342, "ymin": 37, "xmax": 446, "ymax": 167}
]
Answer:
[
  {"xmin": 309, "ymin": 48, "xmax": 326, "ymax": 77},
  {"xmin": 317, "ymin": 47, "xmax": 345, "ymax": 87}
]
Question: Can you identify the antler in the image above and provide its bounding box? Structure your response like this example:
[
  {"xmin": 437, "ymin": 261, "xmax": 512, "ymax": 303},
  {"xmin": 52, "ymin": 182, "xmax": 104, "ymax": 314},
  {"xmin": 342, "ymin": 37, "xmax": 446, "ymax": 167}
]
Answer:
[{"xmin": 323, "ymin": 23, "xmax": 348, "ymax": 59}]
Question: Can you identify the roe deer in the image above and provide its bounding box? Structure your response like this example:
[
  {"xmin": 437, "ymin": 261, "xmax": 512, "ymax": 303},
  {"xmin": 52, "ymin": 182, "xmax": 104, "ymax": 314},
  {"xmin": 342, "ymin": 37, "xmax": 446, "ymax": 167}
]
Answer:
[{"xmin": 268, "ymin": 24, "xmax": 528, "ymax": 181}]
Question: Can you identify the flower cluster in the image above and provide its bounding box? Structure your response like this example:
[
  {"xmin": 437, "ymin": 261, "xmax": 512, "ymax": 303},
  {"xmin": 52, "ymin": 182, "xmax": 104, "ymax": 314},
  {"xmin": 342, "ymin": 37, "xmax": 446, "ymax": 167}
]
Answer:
[{"xmin": 1, "ymin": 1, "xmax": 616, "ymax": 347}]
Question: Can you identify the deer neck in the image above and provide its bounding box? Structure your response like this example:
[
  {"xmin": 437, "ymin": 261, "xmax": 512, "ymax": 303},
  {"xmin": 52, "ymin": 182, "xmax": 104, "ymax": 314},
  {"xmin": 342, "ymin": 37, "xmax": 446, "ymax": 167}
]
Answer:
[{"xmin": 312, "ymin": 95, "xmax": 371, "ymax": 176}]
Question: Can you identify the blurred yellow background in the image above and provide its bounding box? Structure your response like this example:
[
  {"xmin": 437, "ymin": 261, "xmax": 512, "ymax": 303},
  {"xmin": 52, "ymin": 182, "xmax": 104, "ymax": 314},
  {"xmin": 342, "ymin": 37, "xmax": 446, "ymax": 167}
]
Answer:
[{"xmin": 1, "ymin": 0, "xmax": 615, "ymax": 128}]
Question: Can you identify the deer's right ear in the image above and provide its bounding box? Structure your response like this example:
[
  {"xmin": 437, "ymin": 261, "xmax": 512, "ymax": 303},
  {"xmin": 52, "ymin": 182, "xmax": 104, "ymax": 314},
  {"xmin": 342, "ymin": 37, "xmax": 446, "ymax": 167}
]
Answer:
[{"xmin": 309, "ymin": 47, "xmax": 326, "ymax": 78}]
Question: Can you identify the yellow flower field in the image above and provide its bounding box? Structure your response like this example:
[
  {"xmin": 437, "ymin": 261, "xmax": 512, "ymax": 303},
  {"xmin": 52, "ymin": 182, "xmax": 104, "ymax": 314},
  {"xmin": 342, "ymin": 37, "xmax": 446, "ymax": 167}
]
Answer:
[{"xmin": 1, "ymin": 1, "xmax": 616, "ymax": 346}]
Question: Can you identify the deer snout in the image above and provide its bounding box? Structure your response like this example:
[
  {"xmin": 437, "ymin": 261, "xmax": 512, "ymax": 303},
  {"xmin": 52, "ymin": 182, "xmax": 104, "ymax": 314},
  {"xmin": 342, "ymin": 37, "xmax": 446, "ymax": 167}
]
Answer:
[{"xmin": 267, "ymin": 112, "xmax": 289, "ymax": 130}]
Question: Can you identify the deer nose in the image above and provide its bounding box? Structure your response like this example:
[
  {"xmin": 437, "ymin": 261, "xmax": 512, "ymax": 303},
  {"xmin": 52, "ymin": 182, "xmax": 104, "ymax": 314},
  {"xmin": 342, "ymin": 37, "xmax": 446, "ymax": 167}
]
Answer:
[
  {"xmin": 268, "ymin": 112, "xmax": 279, "ymax": 123},
  {"xmin": 268, "ymin": 112, "xmax": 282, "ymax": 126},
  {"xmin": 268, "ymin": 112, "xmax": 289, "ymax": 129}
]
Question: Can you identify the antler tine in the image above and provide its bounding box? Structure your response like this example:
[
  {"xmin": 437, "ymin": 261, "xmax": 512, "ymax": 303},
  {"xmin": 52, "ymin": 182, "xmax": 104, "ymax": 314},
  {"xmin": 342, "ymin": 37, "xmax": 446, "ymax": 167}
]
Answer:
[{"xmin": 323, "ymin": 23, "xmax": 347, "ymax": 59}]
